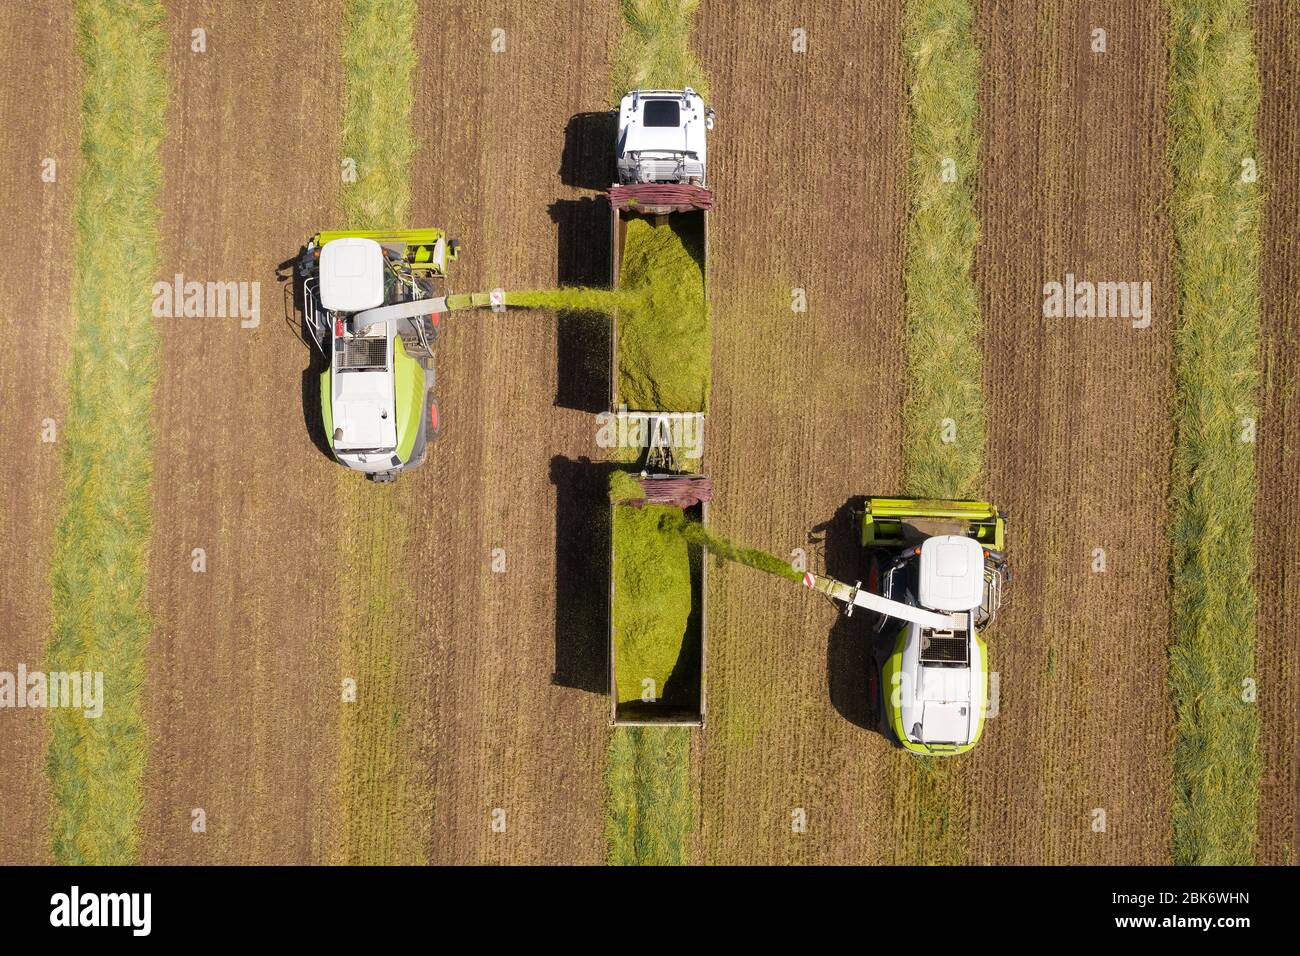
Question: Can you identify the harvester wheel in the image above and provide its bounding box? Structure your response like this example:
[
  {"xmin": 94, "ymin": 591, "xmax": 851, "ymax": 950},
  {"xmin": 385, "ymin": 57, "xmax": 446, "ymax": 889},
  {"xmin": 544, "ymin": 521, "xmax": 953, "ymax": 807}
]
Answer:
[{"xmin": 427, "ymin": 397, "xmax": 440, "ymax": 441}]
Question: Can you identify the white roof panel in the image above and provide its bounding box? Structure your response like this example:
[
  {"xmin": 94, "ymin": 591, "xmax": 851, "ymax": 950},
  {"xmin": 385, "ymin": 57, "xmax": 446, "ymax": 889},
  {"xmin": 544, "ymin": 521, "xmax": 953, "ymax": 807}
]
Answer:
[
  {"xmin": 320, "ymin": 237, "xmax": 385, "ymax": 312},
  {"xmin": 918, "ymin": 534, "xmax": 985, "ymax": 611}
]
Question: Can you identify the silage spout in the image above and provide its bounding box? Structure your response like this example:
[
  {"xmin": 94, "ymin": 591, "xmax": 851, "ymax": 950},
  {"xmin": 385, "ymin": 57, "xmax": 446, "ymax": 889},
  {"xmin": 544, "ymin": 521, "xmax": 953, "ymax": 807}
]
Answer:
[{"xmin": 802, "ymin": 572, "xmax": 966, "ymax": 630}]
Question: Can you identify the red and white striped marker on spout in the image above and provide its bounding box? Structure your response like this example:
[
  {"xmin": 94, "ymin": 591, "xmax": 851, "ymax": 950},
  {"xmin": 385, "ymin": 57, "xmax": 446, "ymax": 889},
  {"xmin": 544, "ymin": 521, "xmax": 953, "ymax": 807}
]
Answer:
[{"xmin": 803, "ymin": 572, "xmax": 816, "ymax": 588}]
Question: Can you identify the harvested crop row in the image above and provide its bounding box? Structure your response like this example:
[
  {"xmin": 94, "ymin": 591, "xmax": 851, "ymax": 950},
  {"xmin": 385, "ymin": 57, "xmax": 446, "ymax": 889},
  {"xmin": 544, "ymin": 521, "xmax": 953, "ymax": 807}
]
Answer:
[
  {"xmin": 46, "ymin": 0, "xmax": 167, "ymax": 865},
  {"xmin": 332, "ymin": 0, "xmax": 426, "ymax": 865},
  {"xmin": 972, "ymin": 0, "xmax": 1174, "ymax": 865},
  {"xmin": 606, "ymin": 725, "xmax": 693, "ymax": 865},
  {"xmin": 339, "ymin": 0, "xmax": 416, "ymax": 233},
  {"xmin": 692, "ymin": 0, "xmax": 908, "ymax": 865},
  {"xmin": 139, "ymin": 0, "xmax": 346, "ymax": 864},
  {"xmin": 405, "ymin": 0, "xmax": 619, "ymax": 865},
  {"xmin": 611, "ymin": 0, "xmax": 709, "ymax": 100},
  {"xmin": 901, "ymin": 0, "xmax": 985, "ymax": 502},
  {"xmin": 891, "ymin": 0, "xmax": 984, "ymax": 865},
  {"xmin": 1166, "ymin": 0, "xmax": 1262, "ymax": 866},
  {"xmin": 0, "ymin": 0, "xmax": 80, "ymax": 866}
]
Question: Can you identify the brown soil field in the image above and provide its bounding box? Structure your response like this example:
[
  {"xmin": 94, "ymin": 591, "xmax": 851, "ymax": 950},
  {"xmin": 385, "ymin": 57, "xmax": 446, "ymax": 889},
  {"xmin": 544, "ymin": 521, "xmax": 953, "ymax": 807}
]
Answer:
[
  {"xmin": 403, "ymin": 0, "xmax": 622, "ymax": 864},
  {"xmin": 1254, "ymin": 0, "xmax": 1299, "ymax": 867},
  {"xmin": 692, "ymin": 0, "xmax": 909, "ymax": 864},
  {"xmin": 140, "ymin": 0, "xmax": 345, "ymax": 863},
  {"xmin": 0, "ymin": 0, "xmax": 80, "ymax": 866},
  {"xmin": 970, "ymin": 0, "xmax": 1174, "ymax": 863}
]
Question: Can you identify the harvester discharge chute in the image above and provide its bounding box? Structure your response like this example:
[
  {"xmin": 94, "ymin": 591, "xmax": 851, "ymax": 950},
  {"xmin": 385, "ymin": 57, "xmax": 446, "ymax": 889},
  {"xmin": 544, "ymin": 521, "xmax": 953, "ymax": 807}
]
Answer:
[
  {"xmin": 296, "ymin": 228, "xmax": 497, "ymax": 482},
  {"xmin": 804, "ymin": 498, "xmax": 1010, "ymax": 756}
]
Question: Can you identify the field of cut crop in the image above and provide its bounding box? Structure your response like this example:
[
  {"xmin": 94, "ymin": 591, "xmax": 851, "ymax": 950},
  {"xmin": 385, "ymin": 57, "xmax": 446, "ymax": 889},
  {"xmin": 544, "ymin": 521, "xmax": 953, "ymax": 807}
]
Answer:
[
  {"xmin": 405, "ymin": 0, "xmax": 621, "ymax": 864},
  {"xmin": 1, "ymin": 0, "xmax": 1296, "ymax": 869},
  {"xmin": 693, "ymin": 0, "xmax": 909, "ymax": 864},
  {"xmin": 969, "ymin": 0, "xmax": 1176, "ymax": 864},
  {"xmin": 142, "ymin": 0, "xmax": 345, "ymax": 863}
]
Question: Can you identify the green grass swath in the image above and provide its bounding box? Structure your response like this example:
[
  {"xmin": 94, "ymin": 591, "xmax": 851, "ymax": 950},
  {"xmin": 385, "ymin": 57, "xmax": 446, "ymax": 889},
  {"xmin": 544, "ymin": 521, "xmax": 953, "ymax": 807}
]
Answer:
[
  {"xmin": 611, "ymin": 0, "xmax": 709, "ymax": 101},
  {"xmin": 892, "ymin": 0, "xmax": 984, "ymax": 865},
  {"xmin": 1166, "ymin": 0, "xmax": 1262, "ymax": 865},
  {"xmin": 46, "ymin": 0, "xmax": 168, "ymax": 865},
  {"xmin": 902, "ymin": 0, "xmax": 985, "ymax": 501},
  {"xmin": 606, "ymin": 726, "xmax": 693, "ymax": 865},
  {"xmin": 333, "ymin": 0, "xmax": 426, "ymax": 865},
  {"xmin": 340, "ymin": 0, "xmax": 416, "ymax": 231}
]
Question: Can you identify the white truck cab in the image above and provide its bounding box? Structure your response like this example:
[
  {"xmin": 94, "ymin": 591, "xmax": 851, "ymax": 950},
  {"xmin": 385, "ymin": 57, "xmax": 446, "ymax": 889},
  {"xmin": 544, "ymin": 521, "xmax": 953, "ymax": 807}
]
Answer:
[{"xmin": 616, "ymin": 88, "xmax": 714, "ymax": 186}]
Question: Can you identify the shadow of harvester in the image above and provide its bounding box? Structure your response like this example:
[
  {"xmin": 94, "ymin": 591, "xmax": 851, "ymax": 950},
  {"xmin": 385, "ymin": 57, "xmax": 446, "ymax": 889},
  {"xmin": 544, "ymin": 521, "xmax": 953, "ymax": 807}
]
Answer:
[
  {"xmin": 276, "ymin": 252, "xmax": 334, "ymax": 463},
  {"xmin": 812, "ymin": 496, "xmax": 898, "ymax": 746}
]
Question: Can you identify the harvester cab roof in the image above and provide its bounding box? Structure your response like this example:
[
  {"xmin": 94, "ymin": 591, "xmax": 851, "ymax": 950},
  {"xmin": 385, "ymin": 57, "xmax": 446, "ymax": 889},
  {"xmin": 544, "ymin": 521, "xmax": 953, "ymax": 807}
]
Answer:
[
  {"xmin": 867, "ymin": 499, "xmax": 1009, "ymax": 755},
  {"xmin": 319, "ymin": 236, "xmax": 385, "ymax": 312},
  {"xmin": 918, "ymin": 535, "xmax": 986, "ymax": 612}
]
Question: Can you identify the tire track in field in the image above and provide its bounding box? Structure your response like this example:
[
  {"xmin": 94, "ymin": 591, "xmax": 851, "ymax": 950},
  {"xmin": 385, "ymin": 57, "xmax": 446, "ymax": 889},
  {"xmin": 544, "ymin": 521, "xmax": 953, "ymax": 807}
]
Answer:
[
  {"xmin": 973, "ymin": 0, "xmax": 1173, "ymax": 863},
  {"xmin": 407, "ymin": 0, "xmax": 619, "ymax": 864},
  {"xmin": 694, "ymin": 0, "xmax": 907, "ymax": 864},
  {"xmin": 142, "ymin": 0, "xmax": 343, "ymax": 863},
  {"xmin": 1251, "ymin": 0, "xmax": 1296, "ymax": 867},
  {"xmin": 0, "ymin": 0, "xmax": 79, "ymax": 866}
]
